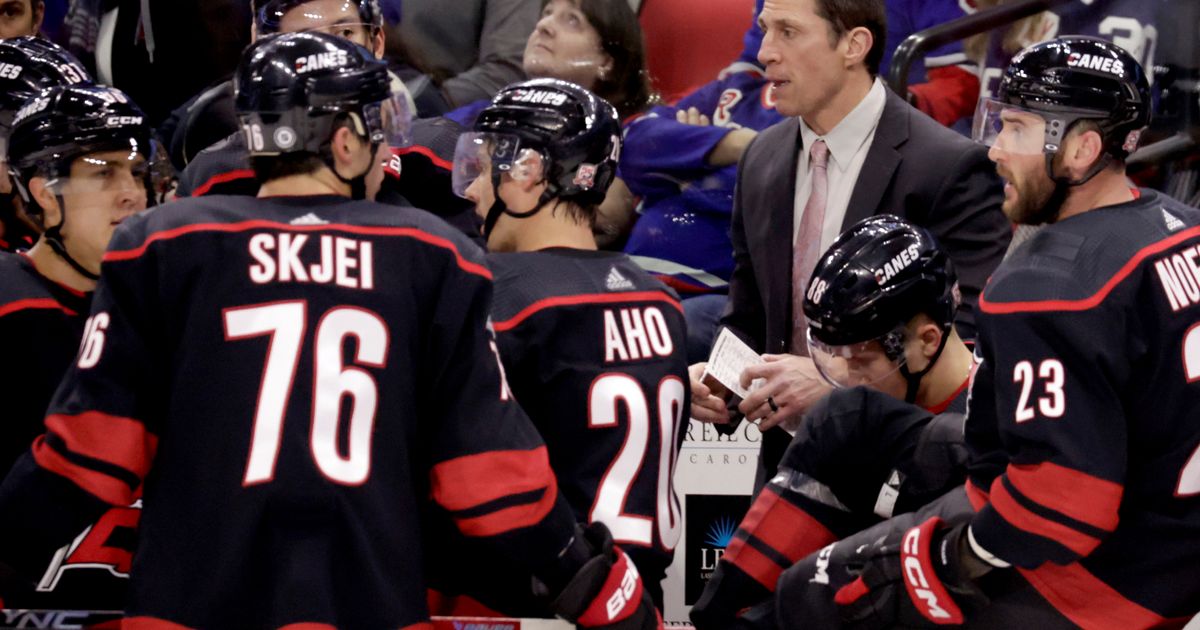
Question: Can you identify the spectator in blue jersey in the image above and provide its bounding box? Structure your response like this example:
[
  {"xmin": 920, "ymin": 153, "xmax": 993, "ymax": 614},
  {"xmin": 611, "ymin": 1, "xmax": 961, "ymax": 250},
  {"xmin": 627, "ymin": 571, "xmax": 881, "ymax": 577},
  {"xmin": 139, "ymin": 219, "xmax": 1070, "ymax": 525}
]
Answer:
[
  {"xmin": 882, "ymin": 0, "xmax": 980, "ymax": 127},
  {"xmin": 618, "ymin": 0, "xmax": 781, "ymax": 363}
]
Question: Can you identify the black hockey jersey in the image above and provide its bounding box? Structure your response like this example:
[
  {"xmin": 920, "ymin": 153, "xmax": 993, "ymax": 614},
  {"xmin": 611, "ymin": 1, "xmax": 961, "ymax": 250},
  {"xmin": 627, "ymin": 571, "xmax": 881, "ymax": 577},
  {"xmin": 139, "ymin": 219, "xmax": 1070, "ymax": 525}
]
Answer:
[
  {"xmin": 965, "ymin": 190, "xmax": 1200, "ymax": 625},
  {"xmin": 0, "ymin": 195, "xmax": 583, "ymax": 628},
  {"xmin": 0, "ymin": 252, "xmax": 136, "ymax": 613},
  {"xmin": 488, "ymin": 250, "xmax": 690, "ymax": 592},
  {"xmin": 0, "ymin": 252, "xmax": 90, "ymax": 475}
]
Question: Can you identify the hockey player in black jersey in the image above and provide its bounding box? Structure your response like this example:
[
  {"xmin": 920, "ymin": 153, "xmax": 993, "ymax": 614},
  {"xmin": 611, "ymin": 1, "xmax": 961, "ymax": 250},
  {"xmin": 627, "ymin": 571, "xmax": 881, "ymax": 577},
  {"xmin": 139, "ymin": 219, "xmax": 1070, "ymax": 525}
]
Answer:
[
  {"xmin": 730, "ymin": 36, "xmax": 1200, "ymax": 629},
  {"xmin": 442, "ymin": 78, "xmax": 688, "ymax": 611},
  {"xmin": 0, "ymin": 84, "xmax": 162, "ymax": 615},
  {"xmin": 0, "ymin": 37, "xmax": 90, "ymax": 253},
  {"xmin": 690, "ymin": 216, "xmax": 976, "ymax": 629},
  {"xmin": 0, "ymin": 32, "xmax": 661, "ymax": 630}
]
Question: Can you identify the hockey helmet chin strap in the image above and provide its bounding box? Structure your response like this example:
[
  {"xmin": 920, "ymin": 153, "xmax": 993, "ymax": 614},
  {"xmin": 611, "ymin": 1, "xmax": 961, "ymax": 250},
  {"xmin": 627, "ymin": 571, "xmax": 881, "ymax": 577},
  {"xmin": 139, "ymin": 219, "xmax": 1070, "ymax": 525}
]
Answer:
[
  {"xmin": 898, "ymin": 324, "xmax": 952, "ymax": 405},
  {"xmin": 481, "ymin": 168, "xmax": 555, "ymax": 242},
  {"xmin": 43, "ymin": 194, "xmax": 99, "ymax": 281}
]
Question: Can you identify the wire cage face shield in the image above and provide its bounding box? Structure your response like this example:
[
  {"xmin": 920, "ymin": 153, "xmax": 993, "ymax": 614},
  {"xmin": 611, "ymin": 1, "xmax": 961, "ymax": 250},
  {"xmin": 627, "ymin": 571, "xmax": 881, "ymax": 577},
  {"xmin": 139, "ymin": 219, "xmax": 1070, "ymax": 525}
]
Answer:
[
  {"xmin": 257, "ymin": 1, "xmax": 377, "ymax": 46},
  {"xmin": 806, "ymin": 326, "xmax": 908, "ymax": 390},
  {"xmin": 972, "ymin": 98, "xmax": 1067, "ymax": 156},
  {"xmin": 361, "ymin": 91, "xmax": 412, "ymax": 148},
  {"xmin": 451, "ymin": 132, "xmax": 540, "ymax": 199}
]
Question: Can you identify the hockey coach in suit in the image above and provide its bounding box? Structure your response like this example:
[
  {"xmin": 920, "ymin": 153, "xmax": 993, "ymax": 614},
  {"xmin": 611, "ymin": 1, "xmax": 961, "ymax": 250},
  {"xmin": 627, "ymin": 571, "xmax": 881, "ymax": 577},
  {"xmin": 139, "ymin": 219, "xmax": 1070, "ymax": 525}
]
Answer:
[{"xmin": 688, "ymin": 0, "xmax": 1011, "ymax": 482}]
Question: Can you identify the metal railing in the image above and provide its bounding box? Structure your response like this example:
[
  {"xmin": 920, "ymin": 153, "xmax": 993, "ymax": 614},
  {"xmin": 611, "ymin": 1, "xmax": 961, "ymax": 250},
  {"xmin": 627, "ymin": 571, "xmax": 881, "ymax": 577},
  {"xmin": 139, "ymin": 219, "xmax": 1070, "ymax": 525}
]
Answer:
[{"xmin": 887, "ymin": 0, "xmax": 1073, "ymax": 96}]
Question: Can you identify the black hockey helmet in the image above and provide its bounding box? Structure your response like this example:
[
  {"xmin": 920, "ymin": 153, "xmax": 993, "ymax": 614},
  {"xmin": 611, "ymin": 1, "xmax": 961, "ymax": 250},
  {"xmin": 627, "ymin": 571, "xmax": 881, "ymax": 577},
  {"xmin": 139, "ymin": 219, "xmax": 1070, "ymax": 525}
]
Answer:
[
  {"xmin": 7, "ymin": 84, "xmax": 166, "ymax": 279},
  {"xmin": 235, "ymin": 31, "xmax": 408, "ymax": 158},
  {"xmin": 973, "ymin": 36, "xmax": 1151, "ymax": 160},
  {"xmin": 0, "ymin": 36, "xmax": 90, "ymax": 159},
  {"xmin": 255, "ymin": 0, "xmax": 383, "ymax": 37},
  {"xmin": 452, "ymin": 78, "xmax": 621, "ymax": 238},
  {"xmin": 802, "ymin": 215, "xmax": 959, "ymax": 401}
]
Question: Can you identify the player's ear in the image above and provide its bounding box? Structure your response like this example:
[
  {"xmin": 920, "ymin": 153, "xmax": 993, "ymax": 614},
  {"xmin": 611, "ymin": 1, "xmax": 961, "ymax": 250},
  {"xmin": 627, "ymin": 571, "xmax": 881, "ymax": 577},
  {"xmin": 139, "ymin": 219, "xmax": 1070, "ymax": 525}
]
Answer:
[
  {"xmin": 29, "ymin": 177, "xmax": 61, "ymax": 227},
  {"xmin": 1066, "ymin": 126, "xmax": 1105, "ymax": 177},
  {"xmin": 914, "ymin": 319, "xmax": 943, "ymax": 360},
  {"xmin": 330, "ymin": 124, "xmax": 362, "ymax": 167}
]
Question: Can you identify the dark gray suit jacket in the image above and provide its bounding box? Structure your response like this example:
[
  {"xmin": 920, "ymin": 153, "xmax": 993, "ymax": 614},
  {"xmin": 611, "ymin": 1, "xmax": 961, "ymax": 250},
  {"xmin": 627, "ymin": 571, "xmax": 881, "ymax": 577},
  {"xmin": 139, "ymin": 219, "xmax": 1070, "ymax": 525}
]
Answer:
[{"xmin": 722, "ymin": 89, "xmax": 1011, "ymax": 475}]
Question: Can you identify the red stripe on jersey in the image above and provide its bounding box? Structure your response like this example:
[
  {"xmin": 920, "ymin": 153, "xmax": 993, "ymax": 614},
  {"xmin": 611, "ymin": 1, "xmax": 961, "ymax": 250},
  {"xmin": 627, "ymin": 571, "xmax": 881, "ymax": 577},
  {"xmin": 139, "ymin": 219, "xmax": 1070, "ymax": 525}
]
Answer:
[
  {"xmin": 32, "ymin": 436, "xmax": 137, "ymax": 506},
  {"xmin": 980, "ymin": 224, "xmax": 1200, "ymax": 314},
  {"xmin": 452, "ymin": 487, "xmax": 558, "ymax": 537},
  {"xmin": 1018, "ymin": 561, "xmax": 1167, "ymax": 630},
  {"xmin": 0, "ymin": 297, "xmax": 77, "ymax": 318},
  {"xmin": 965, "ymin": 479, "xmax": 989, "ymax": 511},
  {"xmin": 393, "ymin": 145, "xmax": 454, "ymax": 171},
  {"xmin": 103, "ymin": 220, "xmax": 493, "ymax": 280},
  {"xmin": 189, "ymin": 168, "xmax": 256, "ymax": 197},
  {"xmin": 738, "ymin": 484, "xmax": 835, "ymax": 565},
  {"xmin": 46, "ymin": 412, "xmax": 157, "ymax": 480},
  {"xmin": 989, "ymin": 478, "xmax": 1102, "ymax": 557},
  {"xmin": 431, "ymin": 447, "xmax": 558, "ymax": 536},
  {"xmin": 492, "ymin": 291, "xmax": 683, "ymax": 333},
  {"xmin": 925, "ymin": 372, "xmax": 971, "ymax": 415},
  {"xmin": 723, "ymin": 536, "xmax": 784, "ymax": 590},
  {"xmin": 1005, "ymin": 461, "xmax": 1121, "ymax": 533}
]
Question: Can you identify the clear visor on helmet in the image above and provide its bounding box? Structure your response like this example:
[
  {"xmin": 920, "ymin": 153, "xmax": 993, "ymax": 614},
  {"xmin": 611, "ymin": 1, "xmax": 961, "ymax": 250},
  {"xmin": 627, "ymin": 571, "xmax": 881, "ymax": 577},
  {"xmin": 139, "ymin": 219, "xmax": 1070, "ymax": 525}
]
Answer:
[
  {"xmin": 451, "ymin": 132, "xmax": 539, "ymax": 198},
  {"xmin": 362, "ymin": 90, "xmax": 412, "ymax": 148},
  {"xmin": 258, "ymin": 1, "xmax": 376, "ymax": 47},
  {"xmin": 972, "ymin": 98, "xmax": 1060, "ymax": 156},
  {"xmin": 38, "ymin": 140, "xmax": 175, "ymax": 207},
  {"xmin": 806, "ymin": 327, "xmax": 907, "ymax": 390}
]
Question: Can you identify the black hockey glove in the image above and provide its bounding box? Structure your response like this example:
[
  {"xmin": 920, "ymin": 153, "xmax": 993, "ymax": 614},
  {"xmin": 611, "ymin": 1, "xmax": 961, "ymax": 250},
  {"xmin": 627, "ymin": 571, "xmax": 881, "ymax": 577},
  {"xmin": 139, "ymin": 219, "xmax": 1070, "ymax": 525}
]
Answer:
[
  {"xmin": 551, "ymin": 522, "xmax": 662, "ymax": 630},
  {"xmin": 834, "ymin": 517, "xmax": 987, "ymax": 629}
]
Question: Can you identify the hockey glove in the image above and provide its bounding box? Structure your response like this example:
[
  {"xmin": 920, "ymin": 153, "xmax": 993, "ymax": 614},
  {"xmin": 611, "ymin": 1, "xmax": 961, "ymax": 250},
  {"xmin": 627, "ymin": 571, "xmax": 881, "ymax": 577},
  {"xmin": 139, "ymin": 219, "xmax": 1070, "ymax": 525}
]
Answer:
[
  {"xmin": 551, "ymin": 522, "xmax": 662, "ymax": 630},
  {"xmin": 834, "ymin": 517, "xmax": 986, "ymax": 629}
]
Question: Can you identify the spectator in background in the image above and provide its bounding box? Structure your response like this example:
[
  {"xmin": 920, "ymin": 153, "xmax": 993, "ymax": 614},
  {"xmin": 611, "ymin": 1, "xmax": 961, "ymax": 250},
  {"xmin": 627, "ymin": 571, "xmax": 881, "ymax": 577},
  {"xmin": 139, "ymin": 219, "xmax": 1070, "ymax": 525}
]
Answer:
[
  {"xmin": 965, "ymin": 0, "xmax": 1160, "ymax": 126},
  {"xmin": 0, "ymin": 0, "xmax": 43, "ymax": 38},
  {"xmin": 394, "ymin": 0, "xmax": 539, "ymax": 109},
  {"xmin": 618, "ymin": 0, "xmax": 783, "ymax": 362},
  {"xmin": 883, "ymin": 0, "xmax": 979, "ymax": 127}
]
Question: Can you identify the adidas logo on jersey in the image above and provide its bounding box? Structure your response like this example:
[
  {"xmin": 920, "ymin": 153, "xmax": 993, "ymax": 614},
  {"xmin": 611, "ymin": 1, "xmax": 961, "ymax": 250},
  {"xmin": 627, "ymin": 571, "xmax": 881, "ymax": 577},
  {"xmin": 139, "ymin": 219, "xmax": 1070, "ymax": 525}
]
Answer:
[
  {"xmin": 290, "ymin": 213, "xmax": 329, "ymax": 226},
  {"xmin": 606, "ymin": 267, "xmax": 634, "ymax": 291},
  {"xmin": 1162, "ymin": 208, "xmax": 1184, "ymax": 232}
]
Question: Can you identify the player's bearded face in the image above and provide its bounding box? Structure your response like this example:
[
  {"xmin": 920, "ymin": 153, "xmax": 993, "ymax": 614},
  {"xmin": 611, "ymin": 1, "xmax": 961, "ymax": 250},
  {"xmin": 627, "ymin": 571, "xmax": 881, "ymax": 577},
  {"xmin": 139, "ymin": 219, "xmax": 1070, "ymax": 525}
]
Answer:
[
  {"xmin": 995, "ymin": 151, "xmax": 1057, "ymax": 225},
  {"xmin": 987, "ymin": 111, "xmax": 1060, "ymax": 225}
]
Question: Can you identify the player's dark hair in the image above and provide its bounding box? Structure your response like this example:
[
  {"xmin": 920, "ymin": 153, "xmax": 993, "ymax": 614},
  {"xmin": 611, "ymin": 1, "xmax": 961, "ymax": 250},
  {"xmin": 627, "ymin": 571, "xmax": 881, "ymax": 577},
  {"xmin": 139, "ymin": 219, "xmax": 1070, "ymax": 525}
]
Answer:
[
  {"xmin": 546, "ymin": 0, "xmax": 658, "ymax": 119},
  {"xmin": 814, "ymin": 0, "xmax": 886, "ymax": 76}
]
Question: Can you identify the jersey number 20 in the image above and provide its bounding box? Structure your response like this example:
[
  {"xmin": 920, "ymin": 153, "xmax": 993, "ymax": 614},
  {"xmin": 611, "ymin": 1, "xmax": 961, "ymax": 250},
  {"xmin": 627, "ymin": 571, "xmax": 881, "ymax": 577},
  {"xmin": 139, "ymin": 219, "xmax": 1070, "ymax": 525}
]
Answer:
[{"xmin": 588, "ymin": 374, "xmax": 685, "ymax": 551}]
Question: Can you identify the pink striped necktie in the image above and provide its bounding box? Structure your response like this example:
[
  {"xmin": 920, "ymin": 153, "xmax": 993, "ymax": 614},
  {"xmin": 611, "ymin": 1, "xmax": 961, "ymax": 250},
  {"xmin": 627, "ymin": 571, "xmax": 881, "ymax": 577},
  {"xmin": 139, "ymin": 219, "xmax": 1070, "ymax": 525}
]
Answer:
[{"xmin": 790, "ymin": 139, "xmax": 829, "ymax": 355}]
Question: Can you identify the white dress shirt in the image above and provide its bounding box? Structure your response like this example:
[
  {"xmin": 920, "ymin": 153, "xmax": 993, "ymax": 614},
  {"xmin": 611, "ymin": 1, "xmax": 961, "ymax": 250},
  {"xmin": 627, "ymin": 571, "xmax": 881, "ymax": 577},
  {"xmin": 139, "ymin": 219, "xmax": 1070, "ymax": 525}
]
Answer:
[{"xmin": 792, "ymin": 78, "xmax": 888, "ymax": 251}]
